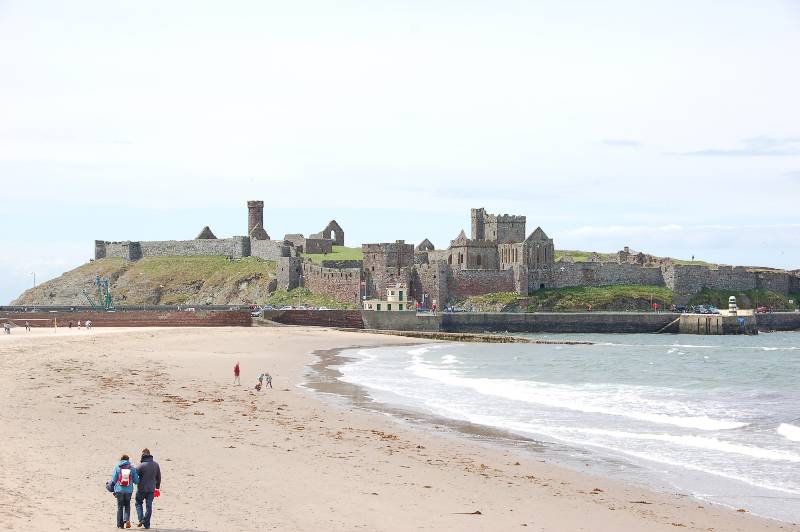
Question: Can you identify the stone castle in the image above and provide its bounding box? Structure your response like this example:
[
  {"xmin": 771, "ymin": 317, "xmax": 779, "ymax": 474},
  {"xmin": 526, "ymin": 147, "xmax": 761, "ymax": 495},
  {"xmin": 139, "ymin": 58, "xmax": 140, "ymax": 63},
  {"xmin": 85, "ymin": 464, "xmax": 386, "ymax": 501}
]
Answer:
[
  {"xmin": 94, "ymin": 200, "xmax": 344, "ymax": 262},
  {"xmin": 96, "ymin": 202, "xmax": 800, "ymax": 307}
]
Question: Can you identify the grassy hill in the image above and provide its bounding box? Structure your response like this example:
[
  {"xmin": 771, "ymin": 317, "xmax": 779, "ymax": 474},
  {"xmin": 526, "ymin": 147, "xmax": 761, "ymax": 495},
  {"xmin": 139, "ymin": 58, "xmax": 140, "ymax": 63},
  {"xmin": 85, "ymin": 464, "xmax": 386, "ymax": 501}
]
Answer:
[
  {"xmin": 458, "ymin": 286, "xmax": 799, "ymax": 312},
  {"xmin": 12, "ymin": 256, "xmax": 278, "ymax": 306},
  {"xmin": 457, "ymin": 286, "xmax": 675, "ymax": 312},
  {"xmin": 263, "ymin": 288, "xmax": 355, "ymax": 309},
  {"xmin": 688, "ymin": 288, "xmax": 798, "ymax": 311},
  {"xmin": 303, "ymin": 245, "xmax": 364, "ymax": 264}
]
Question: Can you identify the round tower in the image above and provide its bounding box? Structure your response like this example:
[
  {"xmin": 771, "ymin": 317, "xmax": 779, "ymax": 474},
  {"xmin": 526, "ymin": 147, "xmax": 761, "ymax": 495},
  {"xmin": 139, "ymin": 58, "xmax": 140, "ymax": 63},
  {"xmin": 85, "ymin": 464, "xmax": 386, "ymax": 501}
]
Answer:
[{"xmin": 247, "ymin": 200, "xmax": 269, "ymax": 240}]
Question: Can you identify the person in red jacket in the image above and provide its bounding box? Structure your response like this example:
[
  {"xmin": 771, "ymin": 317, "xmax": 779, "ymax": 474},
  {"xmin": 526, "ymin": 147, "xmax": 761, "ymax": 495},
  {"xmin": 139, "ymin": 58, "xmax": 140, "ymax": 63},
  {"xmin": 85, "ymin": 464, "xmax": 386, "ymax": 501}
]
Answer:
[{"xmin": 233, "ymin": 362, "xmax": 241, "ymax": 385}]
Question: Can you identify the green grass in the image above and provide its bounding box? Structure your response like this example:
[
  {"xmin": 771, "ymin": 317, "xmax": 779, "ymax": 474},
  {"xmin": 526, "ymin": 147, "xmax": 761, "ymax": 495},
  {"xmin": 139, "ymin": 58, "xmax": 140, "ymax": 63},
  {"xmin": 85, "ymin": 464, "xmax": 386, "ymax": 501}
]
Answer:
[
  {"xmin": 689, "ymin": 288, "xmax": 798, "ymax": 311},
  {"xmin": 554, "ymin": 249, "xmax": 714, "ymax": 267},
  {"xmin": 303, "ymin": 245, "xmax": 364, "ymax": 264},
  {"xmin": 456, "ymin": 292, "xmax": 522, "ymax": 311},
  {"xmin": 526, "ymin": 285, "xmax": 675, "ymax": 312},
  {"xmin": 555, "ymin": 250, "xmax": 617, "ymax": 262},
  {"xmin": 265, "ymin": 288, "xmax": 355, "ymax": 309},
  {"xmin": 114, "ymin": 256, "xmax": 277, "ymax": 305},
  {"xmin": 128, "ymin": 256, "xmax": 275, "ymax": 288}
]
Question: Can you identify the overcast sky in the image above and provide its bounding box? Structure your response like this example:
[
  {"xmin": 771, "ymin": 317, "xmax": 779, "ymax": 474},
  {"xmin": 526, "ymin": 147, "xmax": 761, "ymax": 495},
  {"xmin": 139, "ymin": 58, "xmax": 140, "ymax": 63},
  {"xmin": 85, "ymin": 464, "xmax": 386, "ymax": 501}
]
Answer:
[{"xmin": 1, "ymin": 1, "xmax": 799, "ymax": 303}]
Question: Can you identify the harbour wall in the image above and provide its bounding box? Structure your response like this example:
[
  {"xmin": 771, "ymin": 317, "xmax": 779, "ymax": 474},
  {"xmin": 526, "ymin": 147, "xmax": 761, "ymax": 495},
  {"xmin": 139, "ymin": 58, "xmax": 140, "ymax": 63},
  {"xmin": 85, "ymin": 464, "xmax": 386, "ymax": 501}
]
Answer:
[
  {"xmin": 0, "ymin": 311, "xmax": 252, "ymax": 327},
  {"xmin": 754, "ymin": 312, "xmax": 800, "ymax": 331}
]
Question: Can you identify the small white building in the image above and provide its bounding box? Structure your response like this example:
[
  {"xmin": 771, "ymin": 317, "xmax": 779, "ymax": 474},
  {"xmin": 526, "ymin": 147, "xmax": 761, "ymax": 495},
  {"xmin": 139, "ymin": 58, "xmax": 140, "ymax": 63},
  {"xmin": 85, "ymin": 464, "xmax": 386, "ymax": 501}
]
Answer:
[{"xmin": 363, "ymin": 284, "xmax": 415, "ymax": 311}]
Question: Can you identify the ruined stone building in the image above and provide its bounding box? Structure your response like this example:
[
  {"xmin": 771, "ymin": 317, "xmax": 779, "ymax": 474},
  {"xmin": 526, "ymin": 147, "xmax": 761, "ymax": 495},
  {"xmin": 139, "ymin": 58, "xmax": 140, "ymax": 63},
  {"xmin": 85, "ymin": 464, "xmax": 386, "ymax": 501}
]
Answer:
[
  {"xmin": 306, "ymin": 208, "xmax": 800, "ymax": 307},
  {"xmin": 94, "ymin": 201, "xmax": 344, "ymax": 263},
  {"xmin": 95, "ymin": 202, "xmax": 799, "ymax": 308}
]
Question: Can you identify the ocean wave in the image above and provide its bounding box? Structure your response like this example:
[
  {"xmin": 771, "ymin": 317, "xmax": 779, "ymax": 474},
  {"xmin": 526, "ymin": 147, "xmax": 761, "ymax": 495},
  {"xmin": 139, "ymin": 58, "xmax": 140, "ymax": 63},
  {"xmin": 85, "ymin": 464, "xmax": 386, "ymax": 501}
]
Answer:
[
  {"xmin": 577, "ymin": 428, "xmax": 800, "ymax": 462},
  {"xmin": 778, "ymin": 423, "xmax": 800, "ymax": 442},
  {"xmin": 441, "ymin": 354, "xmax": 458, "ymax": 365},
  {"xmin": 407, "ymin": 356, "xmax": 747, "ymax": 431},
  {"xmin": 419, "ymin": 403, "xmax": 800, "ymax": 493}
]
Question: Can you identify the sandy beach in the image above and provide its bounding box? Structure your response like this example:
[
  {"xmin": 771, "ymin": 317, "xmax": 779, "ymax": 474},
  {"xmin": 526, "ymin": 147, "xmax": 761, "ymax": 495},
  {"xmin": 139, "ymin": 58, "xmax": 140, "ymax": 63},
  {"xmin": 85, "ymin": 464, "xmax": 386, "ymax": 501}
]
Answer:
[{"xmin": 0, "ymin": 326, "xmax": 795, "ymax": 531}]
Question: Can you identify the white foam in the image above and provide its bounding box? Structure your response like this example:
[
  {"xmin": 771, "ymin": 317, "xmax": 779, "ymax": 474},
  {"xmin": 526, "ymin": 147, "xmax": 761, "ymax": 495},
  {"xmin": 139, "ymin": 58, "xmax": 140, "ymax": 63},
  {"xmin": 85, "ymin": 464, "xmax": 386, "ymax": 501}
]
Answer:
[
  {"xmin": 441, "ymin": 354, "xmax": 458, "ymax": 365},
  {"xmin": 778, "ymin": 423, "xmax": 800, "ymax": 442},
  {"xmin": 418, "ymin": 402, "xmax": 800, "ymax": 494},
  {"xmin": 407, "ymin": 360, "xmax": 747, "ymax": 431},
  {"xmin": 577, "ymin": 428, "xmax": 800, "ymax": 463}
]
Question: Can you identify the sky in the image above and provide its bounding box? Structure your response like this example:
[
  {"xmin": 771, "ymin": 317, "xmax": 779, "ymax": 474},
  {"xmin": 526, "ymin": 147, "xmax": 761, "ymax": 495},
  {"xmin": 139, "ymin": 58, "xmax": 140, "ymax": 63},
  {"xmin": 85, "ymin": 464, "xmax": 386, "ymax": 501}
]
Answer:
[{"xmin": 1, "ymin": 0, "xmax": 799, "ymax": 303}]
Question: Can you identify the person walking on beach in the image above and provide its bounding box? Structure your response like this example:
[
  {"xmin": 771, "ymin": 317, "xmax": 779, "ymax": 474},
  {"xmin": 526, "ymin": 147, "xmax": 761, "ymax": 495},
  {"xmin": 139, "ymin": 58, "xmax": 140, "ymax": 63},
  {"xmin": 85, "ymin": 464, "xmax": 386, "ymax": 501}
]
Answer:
[
  {"xmin": 77, "ymin": 320, "xmax": 82, "ymax": 329},
  {"xmin": 25, "ymin": 321, "xmax": 30, "ymax": 332},
  {"xmin": 110, "ymin": 453, "xmax": 139, "ymax": 529},
  {"xmin": 234, "ymin": 362, "xmax": 241, "ymax": 385},
  {"xmin": 265, "ymin": 372, "xmax": 273, "ymax": 389},
  {"xmin": 135, "ymin": 448, "xmax": 161, "ymax": 529},
  {"xmin": 3, "ymin": 322, "xmax": 11, "ymax": 334},
  {"xmin": 86, "ymin": 320, "xmax": 92, "ymax": 330}
]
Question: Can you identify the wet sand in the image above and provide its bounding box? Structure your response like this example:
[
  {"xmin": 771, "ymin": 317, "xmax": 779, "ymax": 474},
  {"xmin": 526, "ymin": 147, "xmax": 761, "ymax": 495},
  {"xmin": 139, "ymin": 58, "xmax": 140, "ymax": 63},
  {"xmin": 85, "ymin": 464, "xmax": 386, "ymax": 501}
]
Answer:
[{"xmin": 0, "ymin": 326, "xmax": 795, "ymax": 531}]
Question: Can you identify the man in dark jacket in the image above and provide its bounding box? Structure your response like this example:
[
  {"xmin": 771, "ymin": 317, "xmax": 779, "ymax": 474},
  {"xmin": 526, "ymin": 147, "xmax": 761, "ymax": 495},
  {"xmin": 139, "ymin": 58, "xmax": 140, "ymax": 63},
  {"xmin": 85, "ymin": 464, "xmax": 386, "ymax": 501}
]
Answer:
[{"xmin": 135, "ymin": 448, "xmax": 161, "ymax": 529}]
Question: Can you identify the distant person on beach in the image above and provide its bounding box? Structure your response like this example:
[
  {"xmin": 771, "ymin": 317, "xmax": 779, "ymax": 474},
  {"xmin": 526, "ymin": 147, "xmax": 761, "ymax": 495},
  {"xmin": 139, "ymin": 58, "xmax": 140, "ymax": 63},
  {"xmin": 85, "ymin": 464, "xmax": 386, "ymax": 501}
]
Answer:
[
  {"xmin": 78, "ymin": 320, "xmax": 82, "ymax": 329},
  {"xmin": 234, "ymin": 362, "xmax": 241, "ymax": 385},
  {"xmin": 3, "ymin": 323, "xmax": 10, "ymax": 334},
  {"xmin": 265, "ymin": 372, "xmax": 273, "ymax": 389},
  {"xmin": 110, "ymin": 453, "xmax": 139, "ymax": 529},
  {"xmin": 86, "ymin": 320, "xmax": 92, "ymax": 330},
  {"xmin": 135, "ymin": 448, "xmax": 162, "ymax": 530},
  {"xmin": 257, "ymin": 372, "xmax": 264, "ymax": 388},
  {"xmin": 68, "ymin": 321, "xmax": 73, "ymax": 329}
]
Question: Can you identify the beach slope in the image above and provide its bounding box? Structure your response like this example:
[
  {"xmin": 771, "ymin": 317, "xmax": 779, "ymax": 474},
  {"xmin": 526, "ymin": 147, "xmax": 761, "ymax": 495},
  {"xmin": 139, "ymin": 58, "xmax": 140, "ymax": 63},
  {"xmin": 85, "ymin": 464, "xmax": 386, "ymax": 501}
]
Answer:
[{"xmin": 0, "ymin": 327, "xmax": 793, "ymax": 531}]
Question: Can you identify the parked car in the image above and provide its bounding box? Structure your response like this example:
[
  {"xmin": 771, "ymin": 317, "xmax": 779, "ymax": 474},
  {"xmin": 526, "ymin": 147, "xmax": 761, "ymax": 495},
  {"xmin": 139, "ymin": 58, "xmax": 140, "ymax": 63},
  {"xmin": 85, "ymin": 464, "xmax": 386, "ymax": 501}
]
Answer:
[
  {"xmin": 279, "ymin": 306, "xmax": 293, "ymax": 311},
  {"xmin": 756, "ymin": 306, "xmax": 770, "ymax": 313},
  {"xmin": 184, "ymin": 307, "xmax": 196, "ymax": 312},
  {"xmin": 318, "ymin": 306, "xmax": 330, "ymax": 311}
]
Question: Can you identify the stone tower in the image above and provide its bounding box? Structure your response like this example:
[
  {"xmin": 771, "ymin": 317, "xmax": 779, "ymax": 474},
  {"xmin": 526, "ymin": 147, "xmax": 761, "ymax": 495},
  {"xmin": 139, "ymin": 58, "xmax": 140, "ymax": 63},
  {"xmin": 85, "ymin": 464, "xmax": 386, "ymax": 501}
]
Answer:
[
  {"xmin": 247, "ymin": 200, "xmax": 269, "ymax": 240},
  {"xmin": 471, "ymin": 208, "xmax": 486, "ymax": 241},
  {"xmin": 471, "ymin": 207, "xmax": 526, "ymax": 243}
]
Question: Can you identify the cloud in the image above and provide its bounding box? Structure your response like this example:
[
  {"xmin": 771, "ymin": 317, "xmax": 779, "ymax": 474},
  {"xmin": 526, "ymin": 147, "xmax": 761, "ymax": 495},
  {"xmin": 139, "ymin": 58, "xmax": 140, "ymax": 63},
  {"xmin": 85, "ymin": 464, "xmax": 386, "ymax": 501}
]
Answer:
[
  {"xmin": 678, "ymin": 136, "xmax": 800, "ymax": 157},
  {"xmin": 601, "ymin": 139, "xmax": 641, "ymax": 147},
  {"xmin": 786, "ymin": 170, "xmax": 800, "ymax": 179}
]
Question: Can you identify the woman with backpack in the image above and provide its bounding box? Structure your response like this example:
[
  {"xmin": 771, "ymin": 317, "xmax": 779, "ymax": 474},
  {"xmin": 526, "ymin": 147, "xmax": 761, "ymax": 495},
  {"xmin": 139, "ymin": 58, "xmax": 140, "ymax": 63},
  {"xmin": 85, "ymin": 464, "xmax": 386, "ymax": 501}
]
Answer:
[{"xmin": 110, "ymin": 454, "xmax": 139, "ymax": 528}]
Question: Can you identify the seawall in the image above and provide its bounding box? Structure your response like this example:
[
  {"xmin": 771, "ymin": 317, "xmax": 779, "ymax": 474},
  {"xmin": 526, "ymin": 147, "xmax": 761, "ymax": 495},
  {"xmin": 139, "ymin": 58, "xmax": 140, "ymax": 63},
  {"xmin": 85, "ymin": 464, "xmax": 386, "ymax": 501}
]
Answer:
[
  {"xmin": 265, "ymin": 310, "xmax": 682, "ymax": 334},
  {"xmin": 0, "ymin": 311, "xmax": 252, "ymax": 328},
  {"xmin": 755, "ymin": 312, "xmax": 800, "ymax": 331}
]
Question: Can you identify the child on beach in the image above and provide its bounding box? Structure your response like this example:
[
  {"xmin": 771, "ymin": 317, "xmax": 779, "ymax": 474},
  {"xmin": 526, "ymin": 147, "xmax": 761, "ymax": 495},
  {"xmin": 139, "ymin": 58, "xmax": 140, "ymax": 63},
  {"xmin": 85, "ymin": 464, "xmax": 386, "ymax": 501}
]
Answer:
[
  {"xmin": 265, "ymin": 372, "xmax": 273, "ymax": 389},
  {"xmin": 234, "ymin": 362, "xmax": 241, "ymax": 385}
]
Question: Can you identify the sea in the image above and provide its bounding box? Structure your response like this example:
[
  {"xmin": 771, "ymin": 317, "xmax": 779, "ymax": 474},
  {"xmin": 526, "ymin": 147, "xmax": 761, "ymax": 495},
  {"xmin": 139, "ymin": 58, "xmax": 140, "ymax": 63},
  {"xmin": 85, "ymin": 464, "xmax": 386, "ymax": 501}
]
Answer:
[{"xmin": 324, "ymin": 333, "xmax": 800, "ymax": 523}]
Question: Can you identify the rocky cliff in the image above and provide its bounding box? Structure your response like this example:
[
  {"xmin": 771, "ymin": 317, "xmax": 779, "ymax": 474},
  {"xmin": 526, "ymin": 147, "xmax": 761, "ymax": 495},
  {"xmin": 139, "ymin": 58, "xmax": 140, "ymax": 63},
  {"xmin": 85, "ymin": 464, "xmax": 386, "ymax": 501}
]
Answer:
[{"xmin": 12, "ymin": 257, "xmax": 278, "ymax": 306}]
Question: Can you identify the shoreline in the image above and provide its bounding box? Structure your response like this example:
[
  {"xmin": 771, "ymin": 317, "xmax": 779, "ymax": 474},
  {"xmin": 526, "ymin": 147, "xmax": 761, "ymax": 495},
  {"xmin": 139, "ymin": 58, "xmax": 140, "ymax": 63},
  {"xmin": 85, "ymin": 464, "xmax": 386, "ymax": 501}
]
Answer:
[
  {"xmin": 302, "ymin": 342, "xmax": 799, "ymax": 525},
  {"xmin": 1, "ymin": 327, "xmax": 794, "ymax": 531}
]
